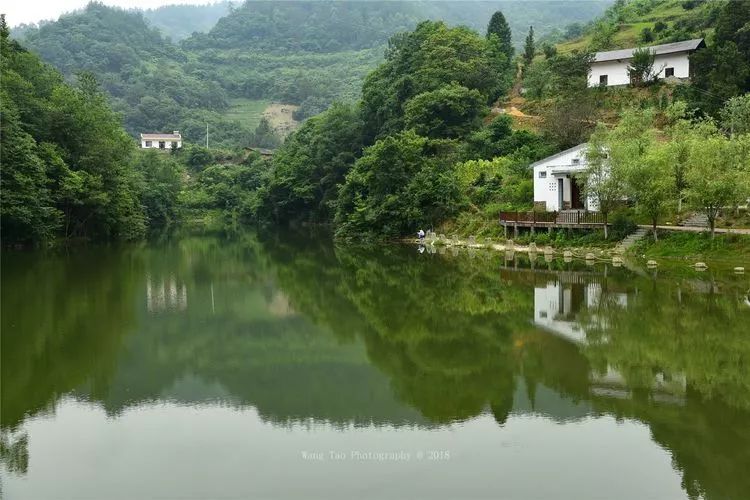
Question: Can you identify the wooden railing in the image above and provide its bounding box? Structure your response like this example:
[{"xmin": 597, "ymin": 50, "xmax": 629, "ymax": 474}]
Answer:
[{"xmin": 499, "ymin": 211, "xmax": 605, "ymax": 225}]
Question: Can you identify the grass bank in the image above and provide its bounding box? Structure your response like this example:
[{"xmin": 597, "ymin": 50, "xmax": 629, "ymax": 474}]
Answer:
[
  {"xmin": 439, "ymin": 210, "xmax": 635, "ymax": 250},
  {"xmin": 629, "ymin": 231, "xmax": 750, "ymax": 267}
]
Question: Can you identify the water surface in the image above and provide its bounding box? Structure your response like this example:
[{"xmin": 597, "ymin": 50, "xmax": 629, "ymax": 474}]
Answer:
[{"xmin": 2, "ymin": 233, "xmax": 749, "ymax": 499}]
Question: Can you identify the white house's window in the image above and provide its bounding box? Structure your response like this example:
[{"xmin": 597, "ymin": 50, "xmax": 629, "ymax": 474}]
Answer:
[
  {"xmin": 145, "ymin": 141, "xmax": 152, "ymax": 147},
  {"xmin": 572, "ymin": 158, "xmax": 580, "ymax": 165},
  {"xmin": 159, "ymin": 141, "xmax": 166, "ymax": 149},
  {"xmin": 539, "ymin": 171, "xmax": 547, "ymax": 179},
  {"xmin": 599, "ymin": 75, "xmax": 608, "ymax": 85},
  {"xmin": 665, "ymin": 67, "xmax": 675, "ymax": 77}
]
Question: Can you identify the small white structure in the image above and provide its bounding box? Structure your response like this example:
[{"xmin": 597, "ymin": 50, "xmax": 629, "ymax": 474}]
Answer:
[
  {"xmin": 531, "ymin": 144, "xmax": 594, "ymax": 211},
  {"xmin": 140, "ymin": 131, "xmax": 182, "ymax": 150},
  {"xmin": 588, "ymin": 38, "xmax": 705, "ymax": 87}
]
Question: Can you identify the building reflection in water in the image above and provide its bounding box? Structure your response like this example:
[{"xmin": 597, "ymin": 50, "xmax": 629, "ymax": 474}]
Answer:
[
  {"xmin": 533, "ymin": 274, "xmax": 686, "ymax": 406},
  {"xmin": 145, "ymin": 275, "xmax": 188, "ymax": 312}
]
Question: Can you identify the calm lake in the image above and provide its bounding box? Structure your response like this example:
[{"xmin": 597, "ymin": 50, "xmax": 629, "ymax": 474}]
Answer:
[{"xmin": 2, "ymin": 232, "xmax": 749, "ymax": 500}]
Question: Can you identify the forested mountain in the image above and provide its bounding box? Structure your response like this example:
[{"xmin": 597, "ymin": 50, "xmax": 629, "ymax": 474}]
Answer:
[
  {"xmin": 142, "ymin": 1, "xmax": 232, "ymax": 41},
  {"xmin": 14, "ymin": 1, "xmax": 610, "ymax": 147}
]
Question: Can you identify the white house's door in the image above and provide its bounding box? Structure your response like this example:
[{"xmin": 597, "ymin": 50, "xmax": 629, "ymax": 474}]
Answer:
[{"xmin": 557, "ymin": 178, "xmax": 564, "ymax": 210}]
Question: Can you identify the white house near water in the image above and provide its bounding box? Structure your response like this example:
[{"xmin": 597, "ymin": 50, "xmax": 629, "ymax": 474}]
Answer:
[
  {"xmin": 588, "ymin": 38, "xmax": 705, "ymax": 87},
  {"xmin": 531, "ymin": 143, "xmax": 596, "ymax": 212},
  {"xmin": 140, "ymin": 131, "xmax": 182, "ymax": 150}
]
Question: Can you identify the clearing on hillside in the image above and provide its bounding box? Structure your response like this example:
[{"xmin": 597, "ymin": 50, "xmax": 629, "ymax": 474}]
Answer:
[{"xmin": 262, "ymin": 103, "xmax": 300, "ymax": 138}]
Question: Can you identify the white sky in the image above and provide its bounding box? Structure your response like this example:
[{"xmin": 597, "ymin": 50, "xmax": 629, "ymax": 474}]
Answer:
[{"xmin": 4, "ymin": 1, "xmax": 225, "ymax": 26}]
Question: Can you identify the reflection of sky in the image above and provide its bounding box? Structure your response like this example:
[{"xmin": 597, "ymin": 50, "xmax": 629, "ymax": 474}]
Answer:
[{"xmin": 2, "ymin": 398, "xmax": 688, "ymax": 500}]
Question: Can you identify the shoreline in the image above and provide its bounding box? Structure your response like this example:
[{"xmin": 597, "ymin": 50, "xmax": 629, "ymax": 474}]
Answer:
[{"xmin": 405, "ymin": 235, "xmax": 749, "ymax": 273}]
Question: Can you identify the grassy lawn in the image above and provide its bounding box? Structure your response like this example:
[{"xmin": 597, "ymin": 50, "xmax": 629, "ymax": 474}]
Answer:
[
  {"xmin": 630, "ymin": 231, "xmax": 750, "ymax": 267},
  {"xmin": 224, "ymin": 98, "xmax": 270, "ymax": 130}
]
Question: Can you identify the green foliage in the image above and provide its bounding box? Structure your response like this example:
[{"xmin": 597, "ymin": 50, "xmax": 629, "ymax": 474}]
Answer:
[
  {"xmin": 250, "ymin": 117, "xmax": 281, "ymax": 149},
  {"xmin": 463, "ymin": 114, "xmax": 553, "ymax": 161},
  {"xmin": 581, "ymin": 123, "xmax": 627, "ymax": 238},
  {"xmin": 142, "ymin": 2, "xmax": 231, "ymax": 41},
  {"xmin": 1, "ymin": 23, "xmax": 148, "ymax": 244},
  {"xmin": 133, "ymin": 150, "xmax": 183, "ymax": 227},
  {"xmin": 335, "ymin": 131, "xmax": 462, "ymax": 238},
  {"xmin": 640, "ymin": 26, "xmax": 655, "ymax": 43},
  {"xmin": 631, "ymin": 230, "xmax": 750, "ymax": 262},
  {"xmin": 721, "ymin": 93, "xmax": 750, "ymax": 136},
  {"xmin": 523, "ymin": 26, "xmax": 535, "ymax": 63},
  {"xmin": 404, "ymin": 84, "xmax": 485, "ymax": 139},
  {"xmin": 180, "ymin": 157, "xmax": 271, "ymax": 224},
  {"xmin": 361, "ymin": 21, "xmax": 499, "ymax": 142},
  {"xmin": 685, "ymin": 133, "xmax": 750, "ymax": 236},
  {"xmin": 454, "ymin": 157, "xmax": 533, "ymax": 209},
  {"xmin": 259, "ymin": 103, "xmax": 363, "ymax": 223},
  {"xmin": 486, "ymin": 11, "xmax": 513, "ymax": 61},
  {"xmin": 628, "ymin": 47, "xmax": 657, "ymax": 86},
  {"xmin": 685, "ymin": 0, "xmax": 750, "ymax": 114}
]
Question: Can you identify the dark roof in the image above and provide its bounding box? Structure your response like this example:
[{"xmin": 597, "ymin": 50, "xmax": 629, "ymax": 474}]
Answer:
[
  {"xmin": 529, "ymin": 143, "xmax": 588, "ymax": 169},
  {"xmin": 140, "ymin": 133, "xmax": 181, "ymax": 140},
  {"xmin": 247, "ymin": 147, "xmax": 275, "ymax": 156},
  {"xmin": 593, "ymin": 38, "xmax": 705, "ymax": 63}
]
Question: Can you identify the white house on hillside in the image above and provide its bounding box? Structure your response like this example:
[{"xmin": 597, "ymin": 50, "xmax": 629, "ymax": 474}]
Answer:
[
  {"xmin": 140, "ymin": 131, "xmax": 182, "ymax": 150},
  {"xmin": 532, "ymin": 143, "xmax": 595, "ymax": 212},
  {"xmin": 588, "ymin": 38, "xmax": 705, "ymax": 87}
]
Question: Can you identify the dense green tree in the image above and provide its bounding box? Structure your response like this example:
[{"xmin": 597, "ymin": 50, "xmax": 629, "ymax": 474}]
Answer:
[
  {"xmin": 260, "ymin": 103, "xmax": 363, "ymax": 223},
  {"xmin": 685, "ymin": 133, "xmax": 749, "ymax": 238},
  {"xmin": 486, "ymin": 11, "xmax": 513, "ymax": 61},
  {"xmin": 523, "ymin": 26, "xmax": 535, "ymax": 64},
  {"xmin": 1, "ymin": 19, "xmax": 146, "ymax": 244},
  {"xmin": 404, "ymin": 84, "xmax": 485, "ymax": 139},
  {"xmin": 335, "ymin": 131, "xmax": 461, "ymax": 238},
  {"xmin": 251, "ymin": 117, "xmax": 281, "ymax": 149},
  {"xmin": 361, "ymin": 21, "xmax": 499, "ymax": 143},
  {"xmin": 133, "ymin": 150, "xmax": 182, "ymax": 227},
  {"xmin": 688, "ymin": 0, "xmax": 750, "ymax": 114},
  {"xmin": 628, "ymin": 47, "xmax": 656, "ymax": 86},
  {"xmin": 721, "ymin": 93, "xmax": 750, "ymax": 137},
  {"xmin": 582, "ymin": 124, "xmax": 627, "ymax": 239}
]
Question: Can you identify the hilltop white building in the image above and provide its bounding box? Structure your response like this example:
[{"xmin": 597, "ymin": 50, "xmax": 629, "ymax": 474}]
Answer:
[
  {"xmin": 588, "ymin": 38, "xmax": 705, "ymax": 87},
  {"xmin": 140, "ymin": 131, "xmax": 182, "ymax": 150}
]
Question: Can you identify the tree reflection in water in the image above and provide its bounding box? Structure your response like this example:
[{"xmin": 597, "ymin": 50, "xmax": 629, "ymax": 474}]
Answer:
[{"xmin": 2, "ymin": 231, "xmax": 749, "ymax": 499}]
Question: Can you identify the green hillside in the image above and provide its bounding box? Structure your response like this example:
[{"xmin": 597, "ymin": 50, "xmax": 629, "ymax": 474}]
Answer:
[
  {"xmin": 13, "ymin": 1, "xmax": 611, "ymax": 148},
  {"xmin": 557, "ymin": 0, "xmax": 723, "ymax": 53}
]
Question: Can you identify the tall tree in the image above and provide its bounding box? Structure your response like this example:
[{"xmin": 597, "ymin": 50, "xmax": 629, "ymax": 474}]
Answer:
[
  {"xmin": 685, "ymin": 134, "xmax": 749, "ymax": 238},
  {"xmin": 628, "ymin": 48, "xmax": 656, "ymax": 86},
  {"xmin": 523, "ymin": 26, "xmax": 535, "ymax": 64},
  {"xmin": 582, "ymin": 124, "xmax": 626, "ymax": 239},
  {"xmin": 486, "ymin": 11, "xmax": 513, "ymax": 61}
]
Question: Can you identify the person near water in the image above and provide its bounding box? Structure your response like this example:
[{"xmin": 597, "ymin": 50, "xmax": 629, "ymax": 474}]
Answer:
[{"xmin": 417, "ymin": 229, "xmax": 425, "ymax": 240}]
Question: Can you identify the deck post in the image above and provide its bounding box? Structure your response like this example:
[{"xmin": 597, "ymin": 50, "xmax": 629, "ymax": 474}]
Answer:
[
  {"xmin": 504, "ymin": 224, "xmax": 507, "ymax": 238},
  {"xmin": 514, "ymin": 224, "xmax": 518, "ymax": 238},
  {"xmin": 548, "ymin": 226, "xmax": 553, "ymax": 235}
]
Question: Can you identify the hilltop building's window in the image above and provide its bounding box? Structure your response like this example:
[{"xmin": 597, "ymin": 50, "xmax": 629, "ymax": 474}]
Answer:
[
  {"xmin": 665, "ymin": 67, "xmax": 675, "ymax": 77},
  {"xmin": 145, "ymin": 141, "xmax": 152, "ymax": 147},
  {"xmin": 539, "ymin": 171, "xmax": 547, "ymax": 179},
  {"xmin": 599, "ymin": 75, "xmax": 608, "ymax": 85},
  {"xmin": 159, "ymin": 141, "xmax": 166, "ymax": 149}
]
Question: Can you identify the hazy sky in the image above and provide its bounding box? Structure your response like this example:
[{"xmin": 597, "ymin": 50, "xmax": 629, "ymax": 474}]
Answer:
[{"xmin": 4, "ymin": 1, "xmax": 225, "ymax": 26}]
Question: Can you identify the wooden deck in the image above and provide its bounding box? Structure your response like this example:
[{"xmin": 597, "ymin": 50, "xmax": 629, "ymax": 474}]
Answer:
[{"xmin": 499, "ymin": 211, "xmax": 606, "ymax": 234}]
